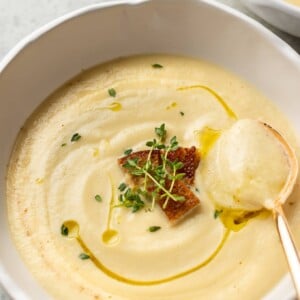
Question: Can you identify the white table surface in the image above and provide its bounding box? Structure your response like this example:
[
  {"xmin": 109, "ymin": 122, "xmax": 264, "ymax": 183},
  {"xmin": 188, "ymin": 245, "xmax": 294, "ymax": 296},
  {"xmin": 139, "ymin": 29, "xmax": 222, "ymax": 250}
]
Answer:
[{"xmin": 0, "ymin": 0, "xmax": 300, "ymax": 299}]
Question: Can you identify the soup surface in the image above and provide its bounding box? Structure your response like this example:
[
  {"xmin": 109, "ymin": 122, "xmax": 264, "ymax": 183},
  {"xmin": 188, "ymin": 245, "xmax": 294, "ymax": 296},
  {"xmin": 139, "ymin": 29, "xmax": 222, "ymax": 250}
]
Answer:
[{"xmin": 7, "ymin": 55, "xmax": 300, "ymax": 300}]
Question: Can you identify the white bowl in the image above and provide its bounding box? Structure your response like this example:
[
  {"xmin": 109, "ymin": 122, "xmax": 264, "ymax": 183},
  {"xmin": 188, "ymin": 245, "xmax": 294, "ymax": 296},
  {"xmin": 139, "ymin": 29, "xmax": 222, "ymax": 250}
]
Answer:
[
  {"xmin": 241, "ymin": 0, "xmax": 300, "ymax": 37},
  {"xmin": 0, "ymin": 0, "xmax": 300, "ymax": 299}
]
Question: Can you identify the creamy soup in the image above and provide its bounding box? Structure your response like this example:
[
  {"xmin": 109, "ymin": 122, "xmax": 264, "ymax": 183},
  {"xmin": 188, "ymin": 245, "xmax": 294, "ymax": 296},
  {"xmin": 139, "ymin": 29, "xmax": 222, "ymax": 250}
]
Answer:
[{"xmin": 7, "ymin": 55, "xmax": 300, "ymax": 300}]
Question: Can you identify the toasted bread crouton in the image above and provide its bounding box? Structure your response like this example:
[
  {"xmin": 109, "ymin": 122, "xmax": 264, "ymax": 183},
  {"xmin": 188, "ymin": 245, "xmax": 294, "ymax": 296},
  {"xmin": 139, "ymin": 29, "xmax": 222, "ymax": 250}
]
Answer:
[
  {"xmin": 166, "ymin": 146, "xmax": 200, "ymax": 185},
  {"xmin": 118, "ymin": 147, "xmax": 200, "ymax": 222},
  {"xmin": 158, "ymin": 180, "xmax": 200, "ymax": 222}
]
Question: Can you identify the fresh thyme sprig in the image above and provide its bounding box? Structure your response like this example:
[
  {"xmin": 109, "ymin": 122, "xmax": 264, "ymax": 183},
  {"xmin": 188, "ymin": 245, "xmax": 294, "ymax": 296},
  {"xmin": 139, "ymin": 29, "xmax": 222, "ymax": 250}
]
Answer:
[
  {"xmin": 117, "ymin": 182, "xmax": 145, "ymax": 212},
  {"xmin": 118, "ymin": 124, "xmax": 186, "ymax": 212}
]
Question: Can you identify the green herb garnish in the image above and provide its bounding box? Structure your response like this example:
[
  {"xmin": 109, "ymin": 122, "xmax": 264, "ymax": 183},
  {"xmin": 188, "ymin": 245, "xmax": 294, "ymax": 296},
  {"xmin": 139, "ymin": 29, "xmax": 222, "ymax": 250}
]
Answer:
[
  {"xmin": 152, "ymin": 63, "xmax": 163, "ymax": 69},
  {"xmin": 155, "ymin": 123, "xmax": 167, "ymax": 143},
  {"xmin": 214, "ymin": 209, "xmax": 223, "ymax": 219},
  {"xmin": 61, "ymin": 224, "xmax": 69, "ymax": 236},
  {"xmin": 71, "ymin": 133, "xmax": 81, "ymax": 142},
  {"xmin": 79, "ymin": 253, "xmax": 90, "ymax": 260},
  {"xmin": 124, "ymin": 148, "xmax": 133, "ymax": 155},
  {"xmin": 118, "ymin": 187, "xmax": 145, "ymax": 212},
  {"xmin": 61, "ymin": 143, "xmax": 67, "ymax": 147},
  {"xmin": 118, "ymin": 182, "xmax": 127, "ymax": 192},
  {"xmin": 95, "ymin": 194, "xmax": 102, "ymax": 202},
  {"xmin": 148, "ymin": 226, "xmax": 161, "ymax": 232},
  {"xmin": 108, "ymin": 88, "xmax": 116, "ymax": 97},
  {"xmin": 180, "ymin": 111, "xmax": 185, "ymax": 116},
  {"xmin": 118, "ymin": 124, "xmax": 186, "ymax": 212}
]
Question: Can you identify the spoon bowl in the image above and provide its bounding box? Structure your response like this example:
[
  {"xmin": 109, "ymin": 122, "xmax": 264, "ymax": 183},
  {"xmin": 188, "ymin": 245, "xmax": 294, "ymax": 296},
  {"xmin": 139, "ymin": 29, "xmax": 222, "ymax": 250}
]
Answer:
[{"xmin": 260, "ymin": 121, "xmax": 298, "ymax": 209}]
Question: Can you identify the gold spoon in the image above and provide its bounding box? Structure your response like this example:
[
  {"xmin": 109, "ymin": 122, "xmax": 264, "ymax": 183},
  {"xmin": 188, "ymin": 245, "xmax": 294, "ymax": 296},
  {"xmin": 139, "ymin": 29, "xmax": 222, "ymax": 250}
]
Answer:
[
  {"xmin": 259, "ymin": 121, "xmax": 300, "ymax": 297},
  {"xmin": 203, "ymin": 119, "xmax": 300, "ymax": 296}
]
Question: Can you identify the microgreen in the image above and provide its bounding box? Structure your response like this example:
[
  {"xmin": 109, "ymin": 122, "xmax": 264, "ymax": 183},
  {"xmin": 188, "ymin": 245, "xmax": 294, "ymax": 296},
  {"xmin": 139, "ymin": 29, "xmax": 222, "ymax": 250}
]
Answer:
[
  {"xmin": 61, "ymin": 224, "xmax": 69, "ymax": 236},
  {"xmin": 61, "ymin": 143, "xmax": 67, "ymax": 147},
  {"xmin": 118, "ymin": 187, "xmax": 145, "ymax": 212},
  {"xmin": 118, "ymin": 182, "xmax": 127, "ymax": 192},
  {"xmin": 71, "ymin": 133, "xmax": 81, "ymax": 142},
  {"xmin": 124, "ymin": 148, "xmax": 133, "ymax": 155},
  {"xmin": 79, "ymin": 253, "xmax": 90, "ymax": 260},
  {"xmin": 95, "ymin": 194, "xmax": 102, "ymax": 202},
  {"xmin": 152, "ymin": 63, "xmax": 163, "ymax": 69},
  {"xmin": 148, "ymin": 226, "xmax": 161, "ymax": 232},
  {"xmin": 214, "ymin": 209, "xmax": 223, "ymax": 219},
  {"xmin": 108, "ymin": 88, "xmax": 116, "ymax": 97},
  {"xmin": 155, "ymin": 123, "xmax": 167, "ymax": 143}
]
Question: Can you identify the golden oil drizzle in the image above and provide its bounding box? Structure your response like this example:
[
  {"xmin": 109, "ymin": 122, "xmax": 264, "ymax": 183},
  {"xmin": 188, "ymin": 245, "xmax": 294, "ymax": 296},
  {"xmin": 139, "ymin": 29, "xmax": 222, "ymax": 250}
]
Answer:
[
  {"xmin": 107, "ymin": 102, "xmax": 122, "ymax": 112},
  {"xmin": 177, "ymin": 85, "xmax": 237, "ymax": 120},
  {"xmin": 166, "ymin": 102, "xmax": 177, "ymax": 110},
  {"xmin": 35, "ymin": 178, "xmax": 44, "ymax": 184},
  {"xmin": 61, "ymin": 208, "xmax": 268, "ymax": 285},
  {"xmin": 218, "ymin": 208, "xmax": 270, "ymax": 232},
  {"xmin": 61, "ymin": 218, "xmax": 230, "ymax": 285},
  {"xmin": 197, "ymin": 127, "xmax": 221, "ymax": 157},
  {"xmin": 61, "ymin": 193, "xmax": 268, "ymax": 285},
  {"xmin": 101, "ymin": 176, "xmax": 119, "ymax": 245},
  {"xmin": 94, "ymin": 102, "xmax": 122, "ymax": 113},
  {"xmin": 93, "ymin": 148, "xmax": 99, "ymax": 157}
]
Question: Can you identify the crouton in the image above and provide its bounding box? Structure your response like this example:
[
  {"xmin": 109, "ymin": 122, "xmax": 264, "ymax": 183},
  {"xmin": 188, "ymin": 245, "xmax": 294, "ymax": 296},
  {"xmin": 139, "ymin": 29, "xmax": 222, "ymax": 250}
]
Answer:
[{"xmin": 118, "ymin": 147, "xmax": 200, "ymax": 222}]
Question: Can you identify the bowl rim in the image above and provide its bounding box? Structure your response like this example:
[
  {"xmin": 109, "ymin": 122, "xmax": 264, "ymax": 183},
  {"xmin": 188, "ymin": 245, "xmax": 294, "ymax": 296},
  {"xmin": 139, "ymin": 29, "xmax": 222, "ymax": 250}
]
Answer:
[
  {"xmin": 0, "ymin": 0, "xmax": 299, "ymax": 76},
  {"xmin": 0, "ymin": 0, "xmax": 299, "ymax": 299}
]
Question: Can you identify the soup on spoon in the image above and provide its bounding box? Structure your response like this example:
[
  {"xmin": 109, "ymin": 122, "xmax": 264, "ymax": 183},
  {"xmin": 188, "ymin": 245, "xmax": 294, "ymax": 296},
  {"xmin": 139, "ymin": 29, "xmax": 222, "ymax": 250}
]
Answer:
[
  {"xmin": 202, "ymin": 119, "xmax": 292, "ymax": 211},
  {"xmin": 201, "ymin": 118, "xmax": 300, "ymax": 295}
]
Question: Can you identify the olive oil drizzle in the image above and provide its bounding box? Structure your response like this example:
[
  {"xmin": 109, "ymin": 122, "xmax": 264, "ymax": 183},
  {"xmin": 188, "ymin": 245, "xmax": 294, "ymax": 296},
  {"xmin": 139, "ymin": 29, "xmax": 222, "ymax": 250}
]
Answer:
[
  {"xmin": 197, "ymin": 127, "xmax": 221, "ymax": 157},
  {"xmin": 107, "ymin": 102, "xmax": 122, "ymax": 112},
  {"xmin": 62, "ymin": 219, "xmax": 230, "ymax": 285},
  {"xmin": 102, "ymin": 176, "xmax": 119, "ymax": 245},
  {"xmin": 218, "ymin": 208, "xmax": 270, "ymax": 232},
  {"xmin": 62, "ymin": 209, "xmax": 267, "ymax": 285},
  {"xmin": 177, "ymin": 85, "xmax": 237, "ymax": 120},
  {"xmin": 94, "ymin": 101, "xmax": 122, "ymax": 113},
  {"xmin": 61, "ymin": 189, "xmax": 268, "ymax": 285}
]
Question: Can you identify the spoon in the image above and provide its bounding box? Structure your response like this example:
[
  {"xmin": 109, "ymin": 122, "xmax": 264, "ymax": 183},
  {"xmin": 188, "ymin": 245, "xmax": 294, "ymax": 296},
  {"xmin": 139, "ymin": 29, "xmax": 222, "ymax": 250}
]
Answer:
[
  {"xmin": 260, "ymin": 121, "xmax": 300, "ymax": 297},
  {"xmin": 202, "ymin": 118, "xmax": 300, "ymax": 296}
]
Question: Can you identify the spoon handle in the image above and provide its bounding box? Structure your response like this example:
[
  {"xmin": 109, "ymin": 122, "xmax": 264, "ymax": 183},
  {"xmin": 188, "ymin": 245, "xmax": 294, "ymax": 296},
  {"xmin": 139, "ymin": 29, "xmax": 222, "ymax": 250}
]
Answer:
[{"xmin": 275, "ymin": 206, "xmax": 300, "ymax": 297}]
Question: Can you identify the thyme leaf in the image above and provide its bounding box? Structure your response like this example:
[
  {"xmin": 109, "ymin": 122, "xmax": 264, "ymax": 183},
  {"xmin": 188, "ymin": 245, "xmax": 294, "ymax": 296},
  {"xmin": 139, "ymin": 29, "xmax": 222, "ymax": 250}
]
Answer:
[
  {"xmin": 108, "ymin": 88, "xmax": 116, "ymax": 97},
  {"xmin": 152, "ymin": 63, "xmax": 163, "ymax": 69},
  {"xmin": 118, "ymin": 182, "xmax": 127, "ymax": 192},
  {"xmin": 61, "ymin": 224, "xmax": 69, "ymax": 236},
  {"xmin": 214, "ymin": 209, "xmax": 223, "ymax": 219},
  {"xmin": 95, "ymin": 194, "xmax": 102, "ymax": 202},
  {"xmin": 79, "ymin": 253, "xmax": 90, "ymax": 260},
  {"xmin": 148, "ymin": 226, "xmax": 161, "ymax": 232},
  {"xmin": 71, "ymin": 133, "xmax": 81, "ymax": 142},
  {"xmin": 124, "ymin": 148, "xmax": 132, "ymax": 155},
  {"xmin": 118, "ymin": 187, "xmax": 145, "ymax": 212}
]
